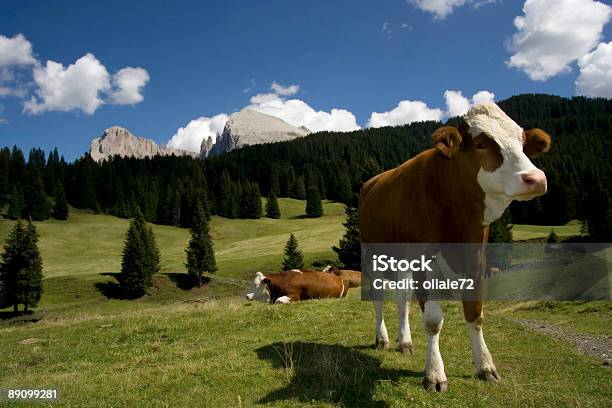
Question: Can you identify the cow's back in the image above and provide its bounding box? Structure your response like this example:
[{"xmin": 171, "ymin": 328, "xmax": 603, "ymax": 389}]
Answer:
[
  {"xmin": 275, "ymin": 270, "xmax": 346, "ymax": 300},
  {"xmin": 359, "ymin": 148, "xmax": 485, "ymax": 244}
]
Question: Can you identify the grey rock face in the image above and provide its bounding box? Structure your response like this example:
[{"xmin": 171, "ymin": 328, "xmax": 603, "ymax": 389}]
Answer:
[
  {"xmin": 89, "ymin": 126, "xmax": 198, "ymax": 162},
  {"xmin": 202, "ymin": 109, "xmax": 310, "ymax": 157}
]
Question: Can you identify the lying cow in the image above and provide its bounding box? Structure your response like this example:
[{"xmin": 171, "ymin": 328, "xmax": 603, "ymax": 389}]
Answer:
[
  {"xmin": 322, "ymin": 265, "xmax": 362, "ymax": 288},
  {"xmin": 245, "ymin": 269, "xmax": 348, "ymax": 303},
  {"xmin": 359, "ymin": 103, "xmax": 551, "ymax": 391}
]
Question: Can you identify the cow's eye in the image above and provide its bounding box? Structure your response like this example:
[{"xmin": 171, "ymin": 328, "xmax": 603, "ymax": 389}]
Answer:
[{"xmin": 476, "ymin": 143, "xmax": 487, "ymax": 150}]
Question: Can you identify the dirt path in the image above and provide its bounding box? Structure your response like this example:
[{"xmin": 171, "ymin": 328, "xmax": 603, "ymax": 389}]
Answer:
[{"xmin": 514, "ymin": 319, "xmax": 611, "ymax": 368}]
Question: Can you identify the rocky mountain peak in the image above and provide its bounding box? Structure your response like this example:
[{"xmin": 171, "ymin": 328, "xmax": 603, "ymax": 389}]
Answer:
[{"xmin": 201, "ymin": 109, "xmax": 310, "ymax": 157}]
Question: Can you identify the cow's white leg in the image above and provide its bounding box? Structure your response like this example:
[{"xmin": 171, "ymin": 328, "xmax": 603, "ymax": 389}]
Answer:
[
  {"xmin": 374, "ymin": 301, "xmax": 390, "ymax": 349},
  {"xmin": 467, "ymin": 316, "xmax": 500, "ymax": 382},
  {"xmin": 396, "ymin": 290, "xmax": 413, "ymax": 354},
  {"xmin": 422, "ymin": 300, "xmax": 448, "ymax": 392},
  {"xmin": 274, "ymin": 296, "xmax": 292, "ymax": 304}
]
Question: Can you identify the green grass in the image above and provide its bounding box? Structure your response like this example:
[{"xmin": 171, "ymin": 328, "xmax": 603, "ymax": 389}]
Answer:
[
  {"xmin": 0, "ymin": 200, "xmax": 610, "ymax": 407},
  {"xmin": 511, "ymin": 220, "xmax": 583, "ymax": 241},
  {"xmin": 0, "ymin": 199, "xmax": 344, "ymax": 280},
  {"xmin": 0, "ymin": 293, "xmax": 610, "ymax": 407}
]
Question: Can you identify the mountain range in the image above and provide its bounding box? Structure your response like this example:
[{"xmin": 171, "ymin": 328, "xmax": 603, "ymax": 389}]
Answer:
[{"xmin": 89, "ymin": 109, "xmax": 310, "ymax": 161}]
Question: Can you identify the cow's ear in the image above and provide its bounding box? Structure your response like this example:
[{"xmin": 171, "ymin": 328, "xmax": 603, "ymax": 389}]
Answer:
[
  {"xmin": 262, "ymin": 277, "xmax": 271, "ymax": 285},
  {"xmin": 432, "ymin": 126, "xmax": 463, "ymax": 158},
  {"xmin": 524, "ymin": 128, "xmax": 551, "ymax": 159}
]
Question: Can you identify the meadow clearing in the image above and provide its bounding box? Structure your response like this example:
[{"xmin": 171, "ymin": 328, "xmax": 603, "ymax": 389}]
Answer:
[{"xmin": 0, "ymin": 199, "xmax": 609, "ymax": 407}]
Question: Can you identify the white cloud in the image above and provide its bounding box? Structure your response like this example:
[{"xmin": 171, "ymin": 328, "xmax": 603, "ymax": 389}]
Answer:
[
  {"xmin": 408, "ymin": 0, "xmax": 468, "ymax": 19},
  {"xmin": 0, "ymin": 32, "xmax": 150, "ymax": 115},
  {"xmin": 444, "ymin": 90, "xmax": 472, "ymax": 117},
  {"xmin": 270, "ymin": 81, "xmax": 299, "ymax": 96},
  {"xmin": 248, "ymin": 92, "xmax": 360, "ymax": 132},
  {"xmin": 368, "ymin": 100, "xmax": 443, "ymax": 128},
  {"xmin": 381, "ymin": 22, "xmax": 392, "ymax": 35},
  {"xmin": 506, "ymin": 0, "xmax": 612, "ymax": 81},
  {"xmin": 24, "ymin": 53, "xmax": 110, "ymax": 115},
  {"xmin": 110, "ymin": 67, "xmax": 149, "ymax": 105},
  {"xmin": 0, "ymin": 33, "xmax": 35, "ymax": 67},
  {"xmin": 368, "ymin": 89, "xmax": 494, "ymax": 127},
  {"xmin": 471, "ymin": 90, "xmax": 496, "ymax": 105},
  {"xmin": 444, "ymin": 89, "xmax": 495, "ymax": 117},
  {"xmin": 243, "ymin": 78, "xmax": 256, "ymax": 94},
  {"xmin": 167, "ymin": 113, "xmax": 229, "ymax": 152},
  {"xmin": 576, "ymin": 41, "xmax": 612, "ymax": 98}
]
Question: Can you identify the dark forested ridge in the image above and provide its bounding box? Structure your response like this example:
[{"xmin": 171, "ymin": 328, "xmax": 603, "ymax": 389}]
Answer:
[{"xmin": 1, "ymin": 94, "xmax": 610, "ymax": 238}]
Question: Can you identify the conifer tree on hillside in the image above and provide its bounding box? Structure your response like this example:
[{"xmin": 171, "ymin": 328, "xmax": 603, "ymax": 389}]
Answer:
[
  {"xmin": 0, "ymin": 147, "xmax": 9, "ymax": 204},
  {"xmin": 487, "ymin": 209, "xmax": 513, "ymax": 271},
  {"xmin": 23, "ymin": 170, "xmax": 49, "ymax": 221},
  {"xmin": 293, "ymin": 176, "xmax": 306, "ymax": 200},
  {"xmin": 118, "ymin": 210, "xmax": 160, "ymax": 298},
  {"xmin": 305, "ymin": 184, "xmax": 323, "ymax": 218},
  {"xmin": 7, "ymin": 186, "xmax": 24, "ymax": 220},
  {"xmin": 0, "ymin": 220, "xmax": 43, "ymax": 313},
  {"xmin": 269, "ymin": 168, "xmax": 280, "ymax": 197},
  {"xmin": 333, "ymin": 205, "xmax": 361, "ymax": 270},
  {"xmin": 52, "ymin": 184, "xmax": 69, "ymax": 220},
  {"xmin": 282, "ymin": 233, "xmax": 304, "ymax": 271},
  {"xmin": 265, "ymin": 191, "xmax": 281, "ymax": 219},
  {"xmin": 186, "ymin": 202, "xmax": 217, "ymax": 287}
]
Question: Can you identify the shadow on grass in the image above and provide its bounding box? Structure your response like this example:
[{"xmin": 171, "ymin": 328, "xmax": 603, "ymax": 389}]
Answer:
[
  {"xmin": 165, "ymin": 273, "xmax": 210, "ymax": 290},
  {"xmin": 95, "ymin": 272, "xmax": 128, "ymax": 299},
  {"xmin": 256, "ymin": 341, "xmax": 420, "ymax": 408}
]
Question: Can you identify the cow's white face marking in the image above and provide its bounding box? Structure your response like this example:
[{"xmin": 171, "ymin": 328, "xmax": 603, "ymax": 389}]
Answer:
[
  {"xmin": 245, "ymin": 272, "xmax": 270, "ymax": 302},
  {"xmin": 464, "ymin": 103, "xmax": 547, "ymax": 224}
]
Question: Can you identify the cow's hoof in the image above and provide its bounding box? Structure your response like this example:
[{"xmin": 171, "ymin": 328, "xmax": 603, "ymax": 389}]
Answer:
[
  {"xmin": 477, "ymin": 368, "xmax": 500, "ymax": 382},
  {"xmin": 423, "ymin": 378, "xmax": 448, "ymax": 392},
  {"xmin": 397, "ymin": 342, "xmax": 413, "ymax": 354},
  {"xmin": 375, "ymin": 338, "xmax": 390, "ymax": 350}
]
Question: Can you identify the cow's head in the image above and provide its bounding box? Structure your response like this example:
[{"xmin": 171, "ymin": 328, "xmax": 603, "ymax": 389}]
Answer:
[
  {"xmin": 245, "ymin": 272, "xmax": 271, "ymax": 302},
  {"xmin": 432, "ymin": 103, "xmax": 551, "ymax": 224}
]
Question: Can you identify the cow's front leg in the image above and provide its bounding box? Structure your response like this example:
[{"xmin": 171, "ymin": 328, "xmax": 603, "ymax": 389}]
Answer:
[
  {"xmin": 396, "ymin": 289, "xmax": 413, "ymax": 353},
  {"xmin": 274, "ymin": 296, "xmax": 293, "ymax": 304},
  {"xmin": 374, "ymin": 301, "xmax": 390, "ymax": 349},
  {"xmin": 463, "ymin": 300, "xmax": 500, "ymax": 382},
  {"xmin": 422, "ymin": 300, "xmax": 448, "ymax": 392}
]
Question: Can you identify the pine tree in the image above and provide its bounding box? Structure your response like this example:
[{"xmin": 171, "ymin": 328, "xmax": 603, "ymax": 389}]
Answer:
[
  {"xmin": 185, "ymin": 202, "xmax": 217, "ymax": 287},
  {"xmin": 7, "ymin": 186, "xmax": 24, "ymax": 220},
  {"xmin": 265, "ymin": 191, "xmax": 281, "ymax": 219},
  {"xmin": 546, "ymin": 229, "xmax": 559, "ymax": 243},
  {"xmin": 0, "ymin": 220, "xmax": 43, "ymax": 313},
  {"xmin": 487, "ymin": 209, "xmax": 513, "ymax": 271},
  {"xmin": 282, "ymin": 233, "xmax": 304, "ymax": 270},
  {"xmin": 269, "ymin": 168, "xmax": 280, "ymax": 197},
  {"xmin": 0, "ymin": 147, "xmax": 9, "ymax": 204},
  {"xmin": 52, "ymin": 184, "xmax": 69, "ymax": 220},
  {"xmin": 305, "ymin": 184, "xmax": 323, "ymax": 218},
  {"xmin": 293, "ymin": 175, "xmax": 306, "ymax": 200},
  {"xmin": 248, "ymin": 183, "xmax": 262, "ymax": 219},
  {"xmin": 332, "ymin": 205, "xmax": 361, "ymax": 270},
  {"xmin": 118, "ymin": 210, "xmax": 160, "ymax": 298},
  {"xmin": 23, "ymin": 170, "xmax": 50, "ymax": 221}
]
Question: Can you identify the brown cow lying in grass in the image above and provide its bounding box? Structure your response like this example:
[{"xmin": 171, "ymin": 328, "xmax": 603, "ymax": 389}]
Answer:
[{"xmin": 245, "ymin": 269, "xmax": 348, "ymax": 304}]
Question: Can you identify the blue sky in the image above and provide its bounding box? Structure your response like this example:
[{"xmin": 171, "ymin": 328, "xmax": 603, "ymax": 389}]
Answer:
[{"xmin": 1, "ymin": 0, "xmax": 611, "ymax": 160}]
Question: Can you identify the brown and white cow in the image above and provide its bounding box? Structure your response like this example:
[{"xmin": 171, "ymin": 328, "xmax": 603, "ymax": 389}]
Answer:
[
  {"xmin": 245, "ymin": 269, "xmax": 348, "ymax": 304},
  {"xmin": 359, "ymin": 103, "xmax": 551, "ymax": 392}
]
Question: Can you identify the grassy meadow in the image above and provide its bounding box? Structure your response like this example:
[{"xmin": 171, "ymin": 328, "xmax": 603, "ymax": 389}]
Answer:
[{"xmin": 0, "ymin": 199, "xmax": 610, "ymax": 407}]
